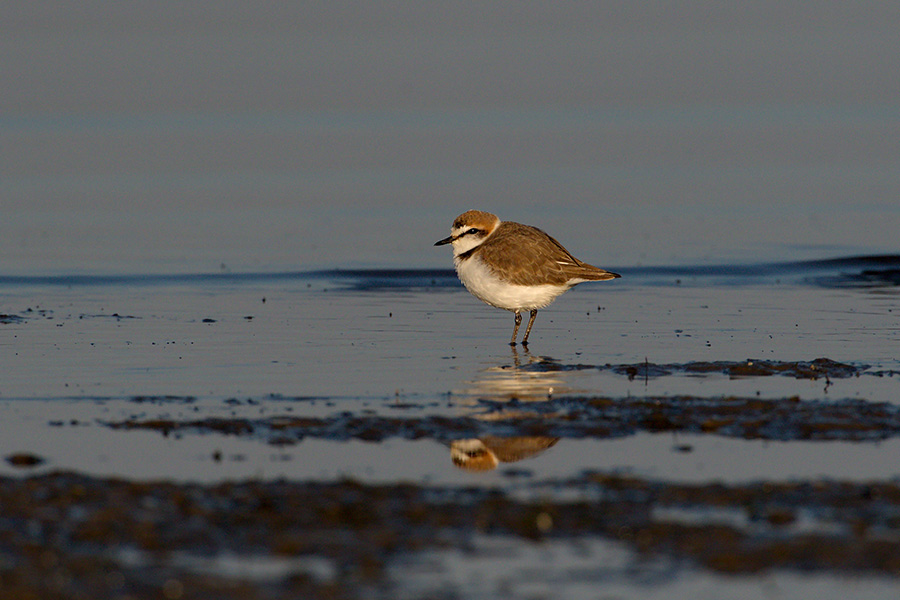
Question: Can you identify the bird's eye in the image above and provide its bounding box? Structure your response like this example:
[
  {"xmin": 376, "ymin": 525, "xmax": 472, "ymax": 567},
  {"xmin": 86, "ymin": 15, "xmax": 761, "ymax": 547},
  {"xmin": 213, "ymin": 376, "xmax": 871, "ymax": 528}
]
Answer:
[{"xmin": 466, "ymin": 228, "xmax": 480, "ymax": 235}]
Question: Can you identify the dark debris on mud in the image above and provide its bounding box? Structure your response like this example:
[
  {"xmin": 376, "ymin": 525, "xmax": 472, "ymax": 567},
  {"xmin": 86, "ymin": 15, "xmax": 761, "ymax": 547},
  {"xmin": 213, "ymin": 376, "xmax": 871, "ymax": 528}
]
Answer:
[
  {"xmin": 521, "ymin": 357, "xmax": 873, "ymax": 381},
  {"xmin": 0, "ymin": 307, "xmax": 142, "ymax": 325},
  {"xmin": 3, "ymin": 471, "xmax": 900, "ymax": 599},
  {"xmin": 814, "ymin": 265, "xmax": 900, "ymax": 288},
  {"xmin": 105, "ymin": 394, "xmax": 900, "ymax": 444},
  {"xmin": 0, "ymin": 308, "xmax": 53, "ymax": 324}
]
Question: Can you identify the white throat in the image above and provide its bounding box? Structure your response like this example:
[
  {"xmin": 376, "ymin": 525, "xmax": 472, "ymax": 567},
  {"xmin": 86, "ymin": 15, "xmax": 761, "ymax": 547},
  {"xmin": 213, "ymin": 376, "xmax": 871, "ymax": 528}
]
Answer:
[{"xmin": 451, "ymin": 234, "xmax": 482, "ymax": 257}]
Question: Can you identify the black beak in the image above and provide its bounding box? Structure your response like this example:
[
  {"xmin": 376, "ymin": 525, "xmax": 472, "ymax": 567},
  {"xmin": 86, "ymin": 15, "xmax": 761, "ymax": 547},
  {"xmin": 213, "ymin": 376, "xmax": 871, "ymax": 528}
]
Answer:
[{"xmin": 434, "ymin": 235, "xmax": 454, "ymax": 246}]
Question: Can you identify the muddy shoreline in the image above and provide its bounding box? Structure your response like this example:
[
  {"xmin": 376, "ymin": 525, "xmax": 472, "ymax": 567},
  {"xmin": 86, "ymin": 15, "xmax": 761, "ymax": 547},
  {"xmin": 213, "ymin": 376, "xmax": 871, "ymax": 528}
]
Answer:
[
  {"xmin": 105, "ymin": 390, "xmax": 900, "ymax": 444},
  {"xmin": 3, "ymin": 470, "xmax": 900, "ymax": 599}
]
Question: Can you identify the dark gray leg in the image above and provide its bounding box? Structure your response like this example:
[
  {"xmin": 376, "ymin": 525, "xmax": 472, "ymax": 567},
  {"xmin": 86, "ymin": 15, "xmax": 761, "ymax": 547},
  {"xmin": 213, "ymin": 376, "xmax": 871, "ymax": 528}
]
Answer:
[
  {"xmin": 510, "ymin": 311, "xmax": 522, "ymax": 346},
  {"xmin": 521, "ymin": 309, "xmax": 538, "ymax": 346}
]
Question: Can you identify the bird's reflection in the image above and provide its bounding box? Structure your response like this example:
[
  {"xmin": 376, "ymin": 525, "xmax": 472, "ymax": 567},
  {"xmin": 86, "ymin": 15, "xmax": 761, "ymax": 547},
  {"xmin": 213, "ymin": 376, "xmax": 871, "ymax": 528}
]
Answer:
[
  {"xmin": 450, "ymin": 436, "xmax": 559, "ymax": 472},
  {"xmin": 449, "ymin": 346, "xmax": 563, "ymax": 472}
]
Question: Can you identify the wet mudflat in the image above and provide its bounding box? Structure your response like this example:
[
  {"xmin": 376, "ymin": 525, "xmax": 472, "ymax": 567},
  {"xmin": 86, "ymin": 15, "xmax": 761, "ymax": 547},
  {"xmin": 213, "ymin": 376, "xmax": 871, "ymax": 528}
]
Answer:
[
  {"xmin": 0, "ymin": 260, "xmax": 898, "ymax": 599},
  {"xmin": 5, "ymin": 471, "xmax": 900, "ymax": 600}
]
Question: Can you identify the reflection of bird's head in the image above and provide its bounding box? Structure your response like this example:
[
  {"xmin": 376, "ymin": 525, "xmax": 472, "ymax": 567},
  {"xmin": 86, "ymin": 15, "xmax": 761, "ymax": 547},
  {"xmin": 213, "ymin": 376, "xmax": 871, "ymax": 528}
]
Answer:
[{"xmin": 450, "ymin": 439, "xmax": 499, "ymax": 471}]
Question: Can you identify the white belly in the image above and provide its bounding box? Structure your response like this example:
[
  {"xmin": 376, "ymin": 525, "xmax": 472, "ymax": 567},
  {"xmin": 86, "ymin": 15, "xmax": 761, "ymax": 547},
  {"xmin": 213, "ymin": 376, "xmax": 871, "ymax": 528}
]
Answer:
[{"xmin": 455, "ymin": 256, "xmax": 568, "ymax": 311}]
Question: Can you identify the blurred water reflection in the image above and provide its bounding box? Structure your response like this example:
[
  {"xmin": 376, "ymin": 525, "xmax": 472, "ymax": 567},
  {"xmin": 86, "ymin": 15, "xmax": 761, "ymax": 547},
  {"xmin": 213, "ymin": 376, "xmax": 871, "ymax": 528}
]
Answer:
[{"xmin": 459, "ymin": 347, "xmax": 569, "ymax": 401}]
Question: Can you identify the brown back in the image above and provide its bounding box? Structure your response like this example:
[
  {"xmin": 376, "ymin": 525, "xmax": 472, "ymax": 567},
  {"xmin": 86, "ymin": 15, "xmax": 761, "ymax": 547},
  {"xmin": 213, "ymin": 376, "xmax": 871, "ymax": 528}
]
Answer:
[{"xmin": 472, "ymin": 221, "xmax": 617, "ymax": 286}]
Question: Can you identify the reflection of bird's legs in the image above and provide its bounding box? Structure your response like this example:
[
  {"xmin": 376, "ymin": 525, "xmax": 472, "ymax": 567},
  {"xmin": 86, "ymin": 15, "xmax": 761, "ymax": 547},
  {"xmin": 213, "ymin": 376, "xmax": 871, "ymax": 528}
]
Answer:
[
  {"xmin": 521, "ymin": 309, "xmax": 539, "ymax": 346},
  {"xmin": 510, "ymin": 311, "xmax": 522, "ymax": 346},
  {"xmin": 510, "ymin": 343, "xmax": 521, "ymax": 368},
  {"xmin": 510, "ymin": 342, "xmax": 533, "ymax": 369}
]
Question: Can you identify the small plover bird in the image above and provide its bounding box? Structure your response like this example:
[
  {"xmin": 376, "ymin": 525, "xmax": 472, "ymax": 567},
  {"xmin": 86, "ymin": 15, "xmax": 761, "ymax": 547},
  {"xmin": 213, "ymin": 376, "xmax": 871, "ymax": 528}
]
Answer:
[{"xmin": 435, "ymin": 210, "xmax": 620, "ymax": 345}]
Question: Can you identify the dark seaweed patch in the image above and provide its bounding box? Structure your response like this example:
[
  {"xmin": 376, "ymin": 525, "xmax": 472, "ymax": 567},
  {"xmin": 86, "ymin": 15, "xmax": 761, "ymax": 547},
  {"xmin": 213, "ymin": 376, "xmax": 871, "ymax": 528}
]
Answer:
[
  {"xmin": 814, "ymin": 268, "xmax": 900, "ymax": 288},
  {"xmin": 104, "ymin": 395, "xmax": 900, "ymax": 443},
  {"xmin": 5, "ymin": 453, "xmax": 45, "ymax": 468},
  {"xmin": 518, "ymin": 357, "xmax": 869, "ymax": 380},
  {"xmin": 0, "ymin": 308, "xmax": 54, "ymax": 324}
]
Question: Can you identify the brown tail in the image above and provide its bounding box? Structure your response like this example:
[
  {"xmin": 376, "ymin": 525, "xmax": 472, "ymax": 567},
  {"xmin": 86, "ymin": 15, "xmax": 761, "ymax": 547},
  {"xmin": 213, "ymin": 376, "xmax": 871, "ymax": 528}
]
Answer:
[{"xmin": 575, "ymin": 264, "xmax": 621, "ymax": 281}]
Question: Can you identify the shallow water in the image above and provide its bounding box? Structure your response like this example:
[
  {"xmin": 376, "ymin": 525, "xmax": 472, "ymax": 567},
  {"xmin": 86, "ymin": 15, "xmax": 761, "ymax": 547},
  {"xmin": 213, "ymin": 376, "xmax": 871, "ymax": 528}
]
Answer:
[{"xmin": 2, "ymin": 257, "xmax": 897, "ymax": 400}]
